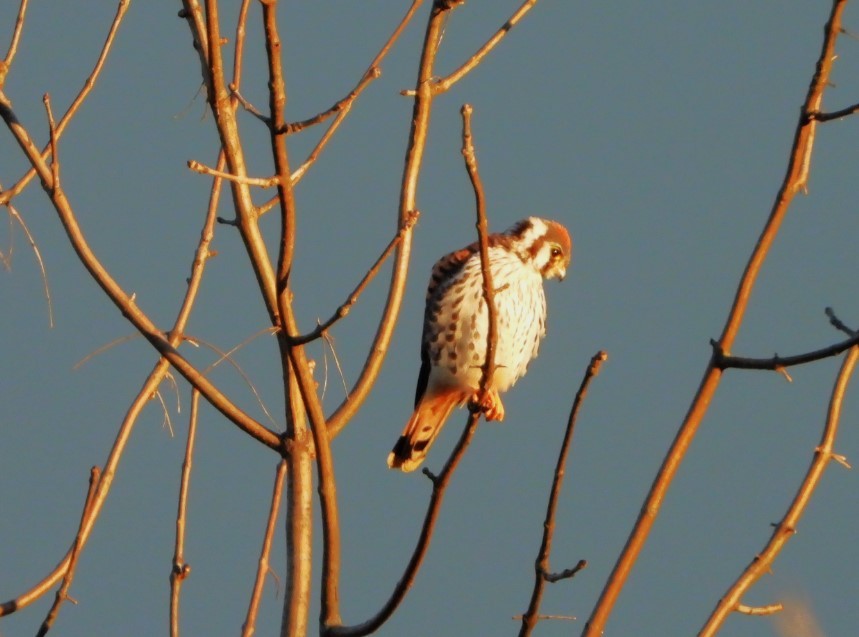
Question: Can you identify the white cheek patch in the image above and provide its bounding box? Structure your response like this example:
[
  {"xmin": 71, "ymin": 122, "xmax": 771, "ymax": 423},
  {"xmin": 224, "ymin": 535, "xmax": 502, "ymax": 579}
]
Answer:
[{"xmin": 532, "ymin": 243, "xmax": 552, "ymax": 272}]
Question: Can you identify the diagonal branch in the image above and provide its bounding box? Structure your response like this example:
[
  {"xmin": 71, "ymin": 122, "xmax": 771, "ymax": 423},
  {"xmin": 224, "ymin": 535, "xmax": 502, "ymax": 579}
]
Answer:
[
  {"xmin": 290, "ymin": 211, "xmax": 420, "ymax": 347},
  {"xmin": 35, "ymin": 467, "xmax": 100, "ymax": 637},
  {"xmin": 287, "ymin": 0, "xmax": 424, "ymax": 187},
  {"xmin": 519, "ymin": 352, "xmax": 606, "ymax": 637},
  {"xmin": 582, "ymin": 3, "xmax": 849, "ymax": 634},
  {"xmin": 0, "ymin": 94, "xmax": 281, "ymax": 451},
  {"xmin": 433, "ymin": 0, "xmax": 539, "ymax": 94}
]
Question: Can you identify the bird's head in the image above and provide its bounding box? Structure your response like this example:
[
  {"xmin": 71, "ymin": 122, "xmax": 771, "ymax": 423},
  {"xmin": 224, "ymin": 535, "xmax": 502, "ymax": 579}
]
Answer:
[{"xmin": 507, "ymin": 217, "xmax": 572, "ymax": 281}]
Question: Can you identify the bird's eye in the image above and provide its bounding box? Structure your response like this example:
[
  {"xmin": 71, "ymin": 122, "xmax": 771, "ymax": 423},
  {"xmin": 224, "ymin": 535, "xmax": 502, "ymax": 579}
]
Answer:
[{"xmin": 550, "ymin": 246, "xmax": 562, "ymax": 258}]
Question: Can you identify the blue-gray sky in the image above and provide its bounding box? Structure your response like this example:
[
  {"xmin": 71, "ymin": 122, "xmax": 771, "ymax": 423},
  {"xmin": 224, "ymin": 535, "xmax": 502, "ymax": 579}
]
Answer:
[{"xmin": 3, "ymin": 2, "xmax": 859, "ymax": 636}]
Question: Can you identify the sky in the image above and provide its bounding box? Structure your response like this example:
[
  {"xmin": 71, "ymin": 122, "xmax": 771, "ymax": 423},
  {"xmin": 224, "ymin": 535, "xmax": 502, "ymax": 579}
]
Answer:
[{"xmin": 3, "ymin": 2, "xmax": 859, "ymax": 636}]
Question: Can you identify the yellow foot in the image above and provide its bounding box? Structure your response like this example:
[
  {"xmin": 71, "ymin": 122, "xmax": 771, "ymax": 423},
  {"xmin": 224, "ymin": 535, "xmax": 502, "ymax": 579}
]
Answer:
[{"xmin": 470, "ymin": 388, "xmax": 505, "ymax": 421}]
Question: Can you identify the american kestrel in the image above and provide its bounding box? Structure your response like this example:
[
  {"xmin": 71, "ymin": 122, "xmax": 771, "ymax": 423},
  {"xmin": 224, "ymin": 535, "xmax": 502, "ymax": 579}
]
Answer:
[{"xmin": 387, "ymin": 217, "xmax": 572, "ymax": 472}]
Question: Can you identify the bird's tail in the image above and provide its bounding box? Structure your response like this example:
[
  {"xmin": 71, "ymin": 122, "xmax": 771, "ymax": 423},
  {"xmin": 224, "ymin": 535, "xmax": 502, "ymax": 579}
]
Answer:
[{"xmin": 387, "ymin": 391, "xmax": 462, "ymax": 472}]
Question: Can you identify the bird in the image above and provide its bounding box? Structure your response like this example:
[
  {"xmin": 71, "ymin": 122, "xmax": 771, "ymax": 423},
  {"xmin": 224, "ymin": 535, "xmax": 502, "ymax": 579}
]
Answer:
[{"xmin": 387, "ymin": 217, "xmax": 572, "ymax": 472}]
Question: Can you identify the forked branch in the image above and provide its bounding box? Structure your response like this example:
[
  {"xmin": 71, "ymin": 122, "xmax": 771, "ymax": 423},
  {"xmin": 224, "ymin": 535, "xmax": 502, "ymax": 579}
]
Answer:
[
  {"xmin": 35, "ymin": 467, "xmax": 100, "ymax": 637},
  {"xmin": 699, "ymin": 344, "xmax": 859, "ymax": 635},
  {"xmin": 519, "ymin": 352, "xmax": 606, "ymax": 636}
]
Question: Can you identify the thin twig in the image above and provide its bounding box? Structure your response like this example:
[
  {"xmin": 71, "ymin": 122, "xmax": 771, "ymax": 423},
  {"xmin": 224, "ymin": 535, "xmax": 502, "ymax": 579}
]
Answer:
[
  {"xmin": 169, "ymin": 390, "xmax": 199, "ymax": 637},
  {"xmin": 187, "ymin": 330, "xmax": 281, "ymax": 430},
  {"xmin": 699, "ymin": 344, "xmax": 859, "ymax": 635},
  {"xmin": 286, "ymin": 0, "xmax": 424, "ymax": 188},
  {"xmin": 230, "ymin": 85, "xmax": 269, "ymax": 124},
  {"xmin": 6, "ymin": 202, "xmax": 53, "ymax": 326},
  {"xmin": 808, "ymin": 101, "xmax": 859, "ymax": 122},
  {"xmin": 280, "ymin": 67, "xmax": 381, "ymax": 135},
  {"xmin": 736, "ymin": 603, "xmax": 784, "ymax": 616},
  {"xmin": 188, "ymin": 159, "xmax": 280, "ymax": 187},
  {"xmin": 583, "ymin": 3, "xmax": 848, "ymax": 634},
  {"xmin": 825, "ymin": 306, "xmax": 855, "ymax": 336},
  {"xmin": 43, "ymin": 94, "xmax": 59, "ymax": 190},
  {"xmin": 289, "ymin": 211, "xmax": 420, "ymax": 346},
  {"xmin": 35, "ymin": 467, "xmax": 101, "ymax": 637},
  {"xmin": 73, "ymin": 333, "xmax": 141, "ymax": 369},
  {"xmin": 241, "ymin": 459, "xmax": 288, "ymax": 637},
  {"xmin": 155, "ymin": 389, "xmax": 176, "ymax": 437},
  {"xmin": 519, "ymin": 352, "xmax": 605, "ymax": 636},
  {"xmin": 433, "ymin": 0, "xmax": 539, "ymax": 94},
  {"xmin": 230, "ymin": 0, "xmax": 253, "ymax": 91},
  {"xmin": 460, "ymin": 104, "xmax": 499, "ymax": 414},
  {"xmin": 712, "ymin": 331, "xmax": 859, "ymax": 371},
  {"xmin": 0, "ymin": 0, "xmax": 29, "ymax": 86}
]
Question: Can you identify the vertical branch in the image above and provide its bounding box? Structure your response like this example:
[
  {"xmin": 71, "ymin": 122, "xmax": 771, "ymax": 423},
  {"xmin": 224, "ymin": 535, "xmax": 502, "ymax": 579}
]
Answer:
[
  {"xmin": 170, "ymin": 389, "xmax": 200, "ymax": 637},
  {"xmin": 253, "ymin": 3, "xmax": 319, "ymax": 636},
  {"xmin": 519, "ymin": 352, "xmax": 606, "ymax": 636},
  {"xmin": 582, "ymin": 3, "xmax": 849, "ymax": 634},
  {"xmin": 699, "ymin": 345, "xmax": 858, "ymax": 636},
  {"xmin": 242, "ymin": 459, "xmax": 288, "ymax": 637},
  {"xmin": 35, "ymin": 467, "xmax": 101, "ymax": 637},
  {"xmin": 280, "ymin": 371, "xmax": 314, "ymax": 637},
  {"xmin": 460, "ymin": 104, "xmax": 497, "ymax": 400}
]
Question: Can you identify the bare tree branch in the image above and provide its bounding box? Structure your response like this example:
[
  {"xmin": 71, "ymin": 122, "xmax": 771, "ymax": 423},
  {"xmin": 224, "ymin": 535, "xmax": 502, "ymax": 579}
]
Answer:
[
  {"xmin": 5, "ymin": 201, "xmax": 53, "ymax": 326},
  {"xmin": 583, "ymin": 3, "xmax": 850, "ymax": 634},
  {"xmin": 699, "ymin": 344, "xmax": 859, "ymax": 635},
  {"xmin": 807, "ymin": 101, "xmax": 859, "ymax": 122},
  {"xmin": 433, "ymin": 0, "xmax": 539, "ymax": 94},
  {"xmin": 289, "ymin": 211, "xmax": 420, "ymax": 347},
  {"xmin": 169, "ymin": 390, "xmax": 200, "ymax": 637},
  {"xmin": 460, "ymin": 103, "xmax": 499, "ymax": 414},
  {"xmin": 519, "ymin": 352, "xmax": 606, "ymax": 636},
  {"xmin": 0, "ymin": 0, "xmax": 29, "ymax": 87},
  {"xmin": 242, "ymin": 459, "xmax": 288, "ymax": 637},
  {"xmin": 35, "ymin": 467, "xmax": 101, "ymax": 637},
  {"xmin": 325, "ymin": 412, "xmax": 481, "ymax": 637}
]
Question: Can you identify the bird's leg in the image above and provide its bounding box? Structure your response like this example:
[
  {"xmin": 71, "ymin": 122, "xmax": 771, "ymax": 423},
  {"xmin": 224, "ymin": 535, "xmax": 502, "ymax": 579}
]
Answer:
[{"xmin": 470, "ymin": 388, "xmax": 505, "ymax": 421}]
